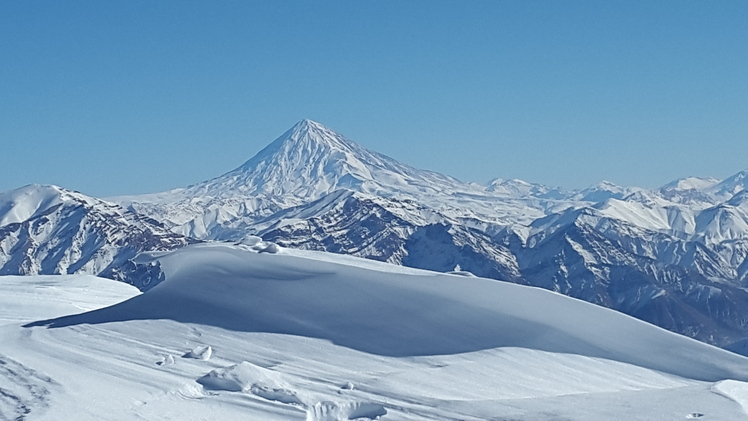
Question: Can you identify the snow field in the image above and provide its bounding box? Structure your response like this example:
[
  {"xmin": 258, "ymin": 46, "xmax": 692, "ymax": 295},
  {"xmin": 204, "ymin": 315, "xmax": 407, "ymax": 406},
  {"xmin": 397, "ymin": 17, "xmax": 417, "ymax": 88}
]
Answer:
[{"xmin": 2, "ymin": 245, "xmax": 748, "ymax": 419}]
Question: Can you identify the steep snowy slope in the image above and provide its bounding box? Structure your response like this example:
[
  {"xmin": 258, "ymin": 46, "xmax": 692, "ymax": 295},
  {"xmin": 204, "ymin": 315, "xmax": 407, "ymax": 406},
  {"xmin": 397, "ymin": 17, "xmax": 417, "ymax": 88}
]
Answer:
[
  {"xmin": 0, "ymin": 184, "xmax": 191, "ymax": 288},
  {"xmin": 5, "ymin": 244, "xmax": 748, "ymax": 419},
  {"xmin": 192, "ymin": 119, "xmax": 469, "ymax": 200}
]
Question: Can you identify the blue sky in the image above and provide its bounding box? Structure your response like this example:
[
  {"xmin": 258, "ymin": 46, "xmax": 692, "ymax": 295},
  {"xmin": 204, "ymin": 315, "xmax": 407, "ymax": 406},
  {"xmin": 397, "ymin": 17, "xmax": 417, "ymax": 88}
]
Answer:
[{"xmin": 1, "ymin": 1, "xmax": 746, "ymax": 196}]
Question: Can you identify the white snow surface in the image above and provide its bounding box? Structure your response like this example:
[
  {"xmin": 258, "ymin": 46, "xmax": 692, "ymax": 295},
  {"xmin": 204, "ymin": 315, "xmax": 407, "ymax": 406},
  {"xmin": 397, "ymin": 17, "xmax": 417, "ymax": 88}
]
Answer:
[{"xmin": 3, "ymin": 244, "xmax": 748, "ymax": 420}]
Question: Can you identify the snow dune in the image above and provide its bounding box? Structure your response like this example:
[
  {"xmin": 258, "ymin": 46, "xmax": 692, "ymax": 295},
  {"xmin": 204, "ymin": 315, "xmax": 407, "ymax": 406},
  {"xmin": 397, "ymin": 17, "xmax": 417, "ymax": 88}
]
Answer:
[{"xmin": 29, "ymin": 243, "xmax": 748, "ymax": 383}]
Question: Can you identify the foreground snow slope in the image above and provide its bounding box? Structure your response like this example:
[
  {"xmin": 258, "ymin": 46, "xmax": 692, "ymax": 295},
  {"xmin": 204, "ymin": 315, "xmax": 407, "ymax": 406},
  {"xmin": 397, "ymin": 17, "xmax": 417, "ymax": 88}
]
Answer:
[{"xmin": 4, "ymin": 244, "xmax": 748, "ymax": 420}]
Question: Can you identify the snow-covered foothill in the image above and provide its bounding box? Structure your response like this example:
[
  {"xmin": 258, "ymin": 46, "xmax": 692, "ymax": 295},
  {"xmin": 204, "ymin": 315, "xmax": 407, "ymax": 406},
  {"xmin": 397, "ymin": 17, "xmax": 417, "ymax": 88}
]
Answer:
[
  {"xmin": 0, "ymin": 184, "xmax": 68, "ymax": 226},
  {"xmin": 0, "ymin": 184, "xmax": 191, "ymax": 287}
]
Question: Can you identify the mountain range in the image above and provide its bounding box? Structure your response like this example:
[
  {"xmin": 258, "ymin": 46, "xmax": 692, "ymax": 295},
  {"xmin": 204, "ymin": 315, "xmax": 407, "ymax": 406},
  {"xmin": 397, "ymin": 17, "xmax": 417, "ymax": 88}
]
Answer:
[{"xmin": 3, "ymin": 119, "xmax": 748, "ymax": 347}]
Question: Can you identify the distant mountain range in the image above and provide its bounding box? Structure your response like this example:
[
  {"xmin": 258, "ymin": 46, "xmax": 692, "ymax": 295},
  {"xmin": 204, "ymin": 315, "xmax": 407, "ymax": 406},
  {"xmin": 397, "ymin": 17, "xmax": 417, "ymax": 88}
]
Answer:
[{"xmin": 3, "ymin": 119, "xmax": 748, "ymax": 347}]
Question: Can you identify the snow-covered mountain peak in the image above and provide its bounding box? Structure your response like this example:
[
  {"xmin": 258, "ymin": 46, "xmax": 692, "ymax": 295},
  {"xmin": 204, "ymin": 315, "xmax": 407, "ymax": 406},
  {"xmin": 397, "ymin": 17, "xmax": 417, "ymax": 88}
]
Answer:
[
  {"xmin": 0, "ymin": 184, "xmax": 100, "ymax": 227},
  {"xmin": 485, "ymin": 178, "xmax": 529, "ymax": 194},
  {"xmin": 232, "ymin": 119, "xmax": 378, "ymax": 182},
  {"xmin": 484, "ymin": 177, "xmax": 567, "ymax": 199},
  {"xmin": 660, "ymin": 176, "xmax": 721, "ymax": 192},
  {"xmin": 594, "ymin": 180, "xmax": 617, "ymax": 189},
  {"xmin": 655, "ymin": 170, "xmax": 748, "ymax": 206},
  {"xmin": 238, "ymin": 119, "xmax": 358, "ymax": 170},
  {"xmin": 573, "ymin": 180, "xmax": 639, "ymax": 203},
  {"xmin": 180, "ymin": 120, "xmax": 469, "ymax": 204},
  {"xmin": 654, "ymin": 177, "xmax": 722, "ymax": 208}
]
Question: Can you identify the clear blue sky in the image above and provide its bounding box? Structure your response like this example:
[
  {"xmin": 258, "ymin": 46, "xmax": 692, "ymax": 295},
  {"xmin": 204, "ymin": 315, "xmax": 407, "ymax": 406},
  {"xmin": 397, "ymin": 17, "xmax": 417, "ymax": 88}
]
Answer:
[{"xmin": 1, "ymin": 1, "xmax": 746, "ymax": 197}]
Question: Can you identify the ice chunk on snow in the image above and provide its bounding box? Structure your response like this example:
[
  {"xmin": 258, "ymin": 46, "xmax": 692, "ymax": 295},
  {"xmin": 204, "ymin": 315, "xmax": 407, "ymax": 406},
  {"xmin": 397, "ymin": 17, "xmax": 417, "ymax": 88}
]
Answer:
[
  {"xmin": 237, "ymin": 235, "xmax": 263, "ymax": 247},
  {"xmin": 157, "ymin": 354, "xmax": 175, "ymax": 366},
  {"xmin": 306, "ymin": 401, "xmax": 387, "ymax": 421},
  {"xmin": 197, "ymin": 362, "xmax": 302, "ymax": 405},
  {"xmin": 183, "ymin": 345, "xmax": 212, "ymax": 360}
]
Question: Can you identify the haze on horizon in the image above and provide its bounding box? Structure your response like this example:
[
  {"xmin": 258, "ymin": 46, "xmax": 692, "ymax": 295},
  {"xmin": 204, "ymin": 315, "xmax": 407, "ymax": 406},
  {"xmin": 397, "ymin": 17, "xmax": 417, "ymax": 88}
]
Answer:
[{"xmin": 1, "ymin": 1, "xmax": 746, "ymax": 197}]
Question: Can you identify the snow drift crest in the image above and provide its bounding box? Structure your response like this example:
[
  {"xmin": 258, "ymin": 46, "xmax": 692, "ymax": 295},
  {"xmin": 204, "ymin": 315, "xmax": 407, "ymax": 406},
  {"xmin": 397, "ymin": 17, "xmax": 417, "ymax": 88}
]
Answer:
[{"xmin": 26, "ymin": 243, "xmax": 748, "ymax": 383}]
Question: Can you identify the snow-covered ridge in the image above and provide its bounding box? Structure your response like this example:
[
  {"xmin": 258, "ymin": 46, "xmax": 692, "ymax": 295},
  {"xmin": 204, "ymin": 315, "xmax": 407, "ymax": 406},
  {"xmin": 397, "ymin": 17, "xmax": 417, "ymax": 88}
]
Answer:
[
  {"xmin": 0, "ymin": 184, "xmax": 191, "ymax": 286},
  {"xmin": 0, "ymin": 184, "xmax": 88, "ymax": 226},
  {"xmin": 30, "ymin": 243, "xmax": 748, "ymax": 379}
]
